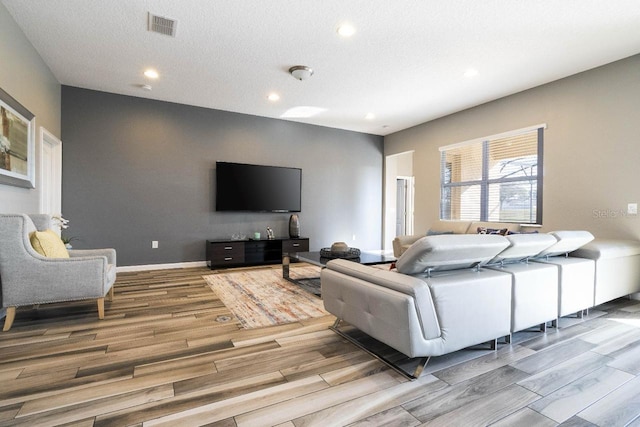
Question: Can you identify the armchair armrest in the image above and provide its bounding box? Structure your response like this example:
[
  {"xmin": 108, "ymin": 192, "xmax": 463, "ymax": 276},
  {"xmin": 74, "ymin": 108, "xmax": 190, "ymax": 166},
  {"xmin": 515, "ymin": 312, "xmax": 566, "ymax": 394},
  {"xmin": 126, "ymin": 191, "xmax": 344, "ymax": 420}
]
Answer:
[{"xmin": 69, "ymin": 248, "xmax": 116, "ymax": 265}]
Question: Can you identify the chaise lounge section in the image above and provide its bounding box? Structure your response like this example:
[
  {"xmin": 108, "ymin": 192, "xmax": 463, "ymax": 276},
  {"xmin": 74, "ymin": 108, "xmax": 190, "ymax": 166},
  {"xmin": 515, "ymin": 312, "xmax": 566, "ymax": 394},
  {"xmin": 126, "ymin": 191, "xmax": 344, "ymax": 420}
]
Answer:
[{"xmin": 571, "ymin": 239, "xmax": 640, "ymax": 306}]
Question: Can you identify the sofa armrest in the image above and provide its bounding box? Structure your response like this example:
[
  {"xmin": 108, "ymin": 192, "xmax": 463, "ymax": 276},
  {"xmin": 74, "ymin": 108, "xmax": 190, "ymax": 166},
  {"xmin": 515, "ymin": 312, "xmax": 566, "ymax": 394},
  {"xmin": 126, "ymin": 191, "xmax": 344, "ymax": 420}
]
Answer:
[
  {"xmin": 392, "ymin": 234, "xmax": 423, "ymax": 257},
  {"xmin": 323, "ymin": 260, "xmax": 441, "ymax": 339},
  {"xmin": 321, "ymin": 266, "xmax": 440, "ymax": 358}
]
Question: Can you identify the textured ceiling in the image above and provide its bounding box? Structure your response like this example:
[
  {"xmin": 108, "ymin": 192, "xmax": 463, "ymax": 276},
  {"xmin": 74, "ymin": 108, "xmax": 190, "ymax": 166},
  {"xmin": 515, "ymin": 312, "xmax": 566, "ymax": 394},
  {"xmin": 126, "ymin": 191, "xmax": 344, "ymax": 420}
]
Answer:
[{"xmin": 3, "ymin": 0, "xmax": 640, "ymax": 136}]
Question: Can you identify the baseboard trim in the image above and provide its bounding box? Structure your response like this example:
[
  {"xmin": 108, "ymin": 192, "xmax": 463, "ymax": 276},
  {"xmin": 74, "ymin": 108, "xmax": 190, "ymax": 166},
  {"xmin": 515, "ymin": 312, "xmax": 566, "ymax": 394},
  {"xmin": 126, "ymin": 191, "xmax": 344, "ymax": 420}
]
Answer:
[{"xmin": 117, "ymin": 261, "xmax": 208, "ymax": 273}]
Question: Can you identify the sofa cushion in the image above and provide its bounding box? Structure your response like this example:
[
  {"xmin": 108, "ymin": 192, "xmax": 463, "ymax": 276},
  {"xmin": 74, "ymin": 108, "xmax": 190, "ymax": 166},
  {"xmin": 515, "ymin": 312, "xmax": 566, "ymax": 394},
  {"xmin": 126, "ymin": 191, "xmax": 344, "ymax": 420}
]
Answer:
[
  {"xmin": 536, "ymin": 230, "xmax": 594, "ymax": 257},
  {"xmin": 29, "ymin": 229, "xmax": 70, "ymax": 258},
  {"xmin": 396, "ymin": 234, "xmax": 510, "ymax": 275}
]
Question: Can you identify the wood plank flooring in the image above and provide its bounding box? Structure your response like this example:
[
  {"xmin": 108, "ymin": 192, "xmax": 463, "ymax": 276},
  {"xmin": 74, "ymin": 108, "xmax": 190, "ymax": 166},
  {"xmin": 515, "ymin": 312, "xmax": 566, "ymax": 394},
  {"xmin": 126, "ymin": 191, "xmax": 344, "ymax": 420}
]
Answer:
[{"xmin": 2, "ymin": 266, "xmax": 640, "ymax": 426}]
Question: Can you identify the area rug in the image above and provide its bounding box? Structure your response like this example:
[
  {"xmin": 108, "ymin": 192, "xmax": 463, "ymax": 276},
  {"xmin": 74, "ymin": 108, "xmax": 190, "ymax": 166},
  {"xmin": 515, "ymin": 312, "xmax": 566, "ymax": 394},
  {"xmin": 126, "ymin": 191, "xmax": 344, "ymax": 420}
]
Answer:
[{"xmin": 203, "ymin": 265, "xmax": 328, "ymax": 329}]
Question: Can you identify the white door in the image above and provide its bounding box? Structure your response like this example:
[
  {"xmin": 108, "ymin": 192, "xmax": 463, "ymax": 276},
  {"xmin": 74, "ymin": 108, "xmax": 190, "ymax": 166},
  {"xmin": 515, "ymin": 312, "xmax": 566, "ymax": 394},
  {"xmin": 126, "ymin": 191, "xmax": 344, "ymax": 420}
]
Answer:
[{"xmin": 39, "ymin": 127, "xmax": 62, "ymax": 217}]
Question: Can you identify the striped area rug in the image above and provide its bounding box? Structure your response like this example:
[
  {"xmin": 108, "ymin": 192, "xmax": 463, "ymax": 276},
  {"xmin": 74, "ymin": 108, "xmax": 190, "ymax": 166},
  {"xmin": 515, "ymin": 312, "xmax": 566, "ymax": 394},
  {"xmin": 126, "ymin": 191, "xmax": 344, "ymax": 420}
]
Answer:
[{"xmin": 203, "ymin": 265, "xmax": 329, "ymax": 329}]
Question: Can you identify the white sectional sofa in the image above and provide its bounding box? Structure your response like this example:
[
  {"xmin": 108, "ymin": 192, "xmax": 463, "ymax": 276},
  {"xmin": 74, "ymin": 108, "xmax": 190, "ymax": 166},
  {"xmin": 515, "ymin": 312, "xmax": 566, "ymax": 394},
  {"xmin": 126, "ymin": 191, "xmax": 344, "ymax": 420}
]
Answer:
[{"xmin": 322, "ymin": 229, "xmax": 640, "ymax": 379}]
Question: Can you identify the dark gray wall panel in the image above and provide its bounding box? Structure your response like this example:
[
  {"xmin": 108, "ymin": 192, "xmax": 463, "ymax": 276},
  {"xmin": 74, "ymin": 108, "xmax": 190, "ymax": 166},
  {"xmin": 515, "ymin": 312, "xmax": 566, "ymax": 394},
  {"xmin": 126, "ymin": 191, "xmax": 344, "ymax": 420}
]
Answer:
[{"xmin": 61, "ymin": 86, "xmax": 383, "ymax": 266}]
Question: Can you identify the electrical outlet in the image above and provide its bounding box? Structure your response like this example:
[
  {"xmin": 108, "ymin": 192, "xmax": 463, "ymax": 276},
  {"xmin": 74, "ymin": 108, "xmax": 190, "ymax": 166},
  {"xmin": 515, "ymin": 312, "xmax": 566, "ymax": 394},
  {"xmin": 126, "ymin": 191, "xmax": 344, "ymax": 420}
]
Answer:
[
  {"xmin": 628, "ymin": 203, "xmax": 638, "ymax": 215},
  {"xmin": 152, "ymin": 240, "xmax": 159, "ymax": 249}
]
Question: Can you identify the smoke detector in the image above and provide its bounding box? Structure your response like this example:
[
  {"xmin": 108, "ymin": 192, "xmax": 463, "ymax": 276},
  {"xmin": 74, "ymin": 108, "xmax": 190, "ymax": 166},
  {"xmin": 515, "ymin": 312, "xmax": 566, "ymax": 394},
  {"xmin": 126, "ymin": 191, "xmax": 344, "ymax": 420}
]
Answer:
[
  {"xmin": 148, "ymin": 12, "xmax": 178, "ymax": 37},
  {"xmin": 289, "ymin": 66, "xmax": 314, "ymax": 81}
]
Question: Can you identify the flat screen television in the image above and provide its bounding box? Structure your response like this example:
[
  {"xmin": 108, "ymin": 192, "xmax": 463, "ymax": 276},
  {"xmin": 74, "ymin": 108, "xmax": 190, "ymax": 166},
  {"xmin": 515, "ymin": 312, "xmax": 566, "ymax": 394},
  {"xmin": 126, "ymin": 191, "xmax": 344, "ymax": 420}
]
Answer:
[{"xmin": 215, "ymin": 162, "xmax": 302, "ymax": 212}]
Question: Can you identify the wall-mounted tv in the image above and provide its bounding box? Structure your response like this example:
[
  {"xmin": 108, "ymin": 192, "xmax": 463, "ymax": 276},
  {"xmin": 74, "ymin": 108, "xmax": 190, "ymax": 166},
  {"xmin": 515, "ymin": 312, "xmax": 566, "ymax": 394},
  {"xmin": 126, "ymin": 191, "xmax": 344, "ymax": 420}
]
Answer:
[{"xmin": 215, "ymin": 162, "xmax": 302, "ymax": 212}]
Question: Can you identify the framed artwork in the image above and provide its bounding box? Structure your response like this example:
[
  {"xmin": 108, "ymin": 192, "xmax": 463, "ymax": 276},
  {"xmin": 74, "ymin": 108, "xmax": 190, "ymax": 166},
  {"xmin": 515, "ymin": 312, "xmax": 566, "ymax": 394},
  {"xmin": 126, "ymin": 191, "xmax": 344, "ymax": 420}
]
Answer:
[{"xmin": 0, "ymin": 87, "xmax": 35, "ymax": 188}]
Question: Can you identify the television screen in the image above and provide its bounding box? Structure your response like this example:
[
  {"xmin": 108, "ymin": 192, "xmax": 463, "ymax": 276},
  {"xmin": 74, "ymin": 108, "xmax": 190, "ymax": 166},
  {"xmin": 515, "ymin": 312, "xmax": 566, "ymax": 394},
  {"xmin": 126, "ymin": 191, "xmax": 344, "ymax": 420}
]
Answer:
[{"xmin": 215, "ymin": 162, "xmax": 302, "ymax": 212}]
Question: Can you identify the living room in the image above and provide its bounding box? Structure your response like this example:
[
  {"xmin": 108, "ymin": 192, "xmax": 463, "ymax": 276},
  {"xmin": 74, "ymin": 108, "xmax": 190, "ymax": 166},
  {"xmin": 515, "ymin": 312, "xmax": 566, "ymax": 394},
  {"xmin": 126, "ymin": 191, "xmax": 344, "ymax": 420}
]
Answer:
[{"xmin": 2, "ymin": 1, "xmax": 640, "ymax": 425}]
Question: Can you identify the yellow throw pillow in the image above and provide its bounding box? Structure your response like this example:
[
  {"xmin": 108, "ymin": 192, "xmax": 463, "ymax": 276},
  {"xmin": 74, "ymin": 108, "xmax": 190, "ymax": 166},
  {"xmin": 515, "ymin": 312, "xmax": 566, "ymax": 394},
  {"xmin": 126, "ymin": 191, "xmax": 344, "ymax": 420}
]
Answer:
[{"xmin": 30, "ymin": 229, "xmax": 70, "ymax": 258}]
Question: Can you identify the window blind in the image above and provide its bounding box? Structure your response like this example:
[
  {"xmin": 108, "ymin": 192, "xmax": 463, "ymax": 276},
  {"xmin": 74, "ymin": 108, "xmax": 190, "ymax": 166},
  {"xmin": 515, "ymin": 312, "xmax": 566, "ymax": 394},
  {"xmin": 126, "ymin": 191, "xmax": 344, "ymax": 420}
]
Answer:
[{"xmin": 440, "ymin": 125, "xmax": 544, "ymax": 224}]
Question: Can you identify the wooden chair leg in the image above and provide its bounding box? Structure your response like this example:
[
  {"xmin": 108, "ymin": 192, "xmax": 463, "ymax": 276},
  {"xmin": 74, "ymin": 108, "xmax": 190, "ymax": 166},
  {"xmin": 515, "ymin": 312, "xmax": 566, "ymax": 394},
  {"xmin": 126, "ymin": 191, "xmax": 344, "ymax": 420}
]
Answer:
[
  {"xmin": 3, "ymin": 307, "xmax": 16, "ymax": 332},
  {"xmin": 109, "ymin": 286, "xmax": 114, "ymax": 301},
  {"xmin": 97, "ymin": 298, "xmax": 105, "ymax": 320}
]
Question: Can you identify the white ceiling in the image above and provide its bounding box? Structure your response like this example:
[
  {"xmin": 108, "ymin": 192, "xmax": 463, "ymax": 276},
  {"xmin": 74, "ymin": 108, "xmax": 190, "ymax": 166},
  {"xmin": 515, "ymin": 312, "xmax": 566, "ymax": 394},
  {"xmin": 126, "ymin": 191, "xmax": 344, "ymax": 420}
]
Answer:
[{"xmin": 3, "ymin": 1, "xmax": 640, "ymax": 136}]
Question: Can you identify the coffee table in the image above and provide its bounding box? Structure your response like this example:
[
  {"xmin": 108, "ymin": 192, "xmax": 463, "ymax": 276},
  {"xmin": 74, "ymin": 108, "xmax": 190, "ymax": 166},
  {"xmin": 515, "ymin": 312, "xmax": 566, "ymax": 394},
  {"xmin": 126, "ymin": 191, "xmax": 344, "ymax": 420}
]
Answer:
[{"xmin": 282, "ymin": 251, "xmax": 396, "ymax": 296}]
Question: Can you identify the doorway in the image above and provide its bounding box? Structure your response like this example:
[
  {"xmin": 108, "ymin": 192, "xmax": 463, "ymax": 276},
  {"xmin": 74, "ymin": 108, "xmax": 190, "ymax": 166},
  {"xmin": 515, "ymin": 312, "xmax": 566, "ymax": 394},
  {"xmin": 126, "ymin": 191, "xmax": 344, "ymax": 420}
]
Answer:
[
  {"xmin": 39, "ymin": 127, "xmax": 62, "ymax": 218},
  {"xmin": 384, "ymin": 151, "xmax": 414, "ymax": 252}
]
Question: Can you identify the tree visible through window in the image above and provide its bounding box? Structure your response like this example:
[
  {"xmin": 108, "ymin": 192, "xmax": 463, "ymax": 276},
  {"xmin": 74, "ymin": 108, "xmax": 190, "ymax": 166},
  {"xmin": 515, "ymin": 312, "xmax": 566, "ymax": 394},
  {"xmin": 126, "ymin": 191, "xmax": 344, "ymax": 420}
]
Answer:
[{"xmin": 440, "ymin": 125, "xmax": 544, "ymax": 224}]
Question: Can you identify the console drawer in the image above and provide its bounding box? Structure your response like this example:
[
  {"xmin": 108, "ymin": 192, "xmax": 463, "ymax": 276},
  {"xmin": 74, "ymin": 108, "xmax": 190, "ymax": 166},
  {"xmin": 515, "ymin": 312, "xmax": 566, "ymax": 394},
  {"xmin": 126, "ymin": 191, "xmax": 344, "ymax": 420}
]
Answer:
[
  {"xmin": 282, "ymin": 239, "xmax": 309, "ymax": 253},
  {"xmin": 210, "ymin": 242, "xmax": 244, "ymax": 257},
  {"xmin": 207, "ymin": 241, "xmax": 245, "ymax": 266},
  {"xmin": 206, "ymin": 237, "xmax": 309, "ymax": 269}
]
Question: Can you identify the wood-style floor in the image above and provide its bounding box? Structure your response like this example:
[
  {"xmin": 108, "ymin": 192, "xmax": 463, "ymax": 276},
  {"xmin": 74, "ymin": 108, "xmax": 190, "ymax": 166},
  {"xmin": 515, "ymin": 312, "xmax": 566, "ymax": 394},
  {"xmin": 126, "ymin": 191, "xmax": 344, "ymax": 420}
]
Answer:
[{"xmin": 2, "ymin": 266, "xmax": 640, "ymax": 426}]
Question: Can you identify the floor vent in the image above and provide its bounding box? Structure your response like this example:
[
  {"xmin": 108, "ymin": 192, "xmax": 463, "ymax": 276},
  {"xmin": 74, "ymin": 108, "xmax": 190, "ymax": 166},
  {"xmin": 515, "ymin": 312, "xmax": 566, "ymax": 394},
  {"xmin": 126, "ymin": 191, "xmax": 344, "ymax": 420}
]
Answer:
[{"xmin": 148, "ymin": 12, "xmax": 177, "ymax": 37}]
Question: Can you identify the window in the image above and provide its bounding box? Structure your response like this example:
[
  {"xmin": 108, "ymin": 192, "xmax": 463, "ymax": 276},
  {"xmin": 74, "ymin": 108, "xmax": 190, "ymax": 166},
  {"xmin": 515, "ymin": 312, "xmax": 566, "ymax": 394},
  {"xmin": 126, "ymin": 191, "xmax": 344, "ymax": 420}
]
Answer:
[{"xmin": 440, "ymin": 124, "xmax": 544, "ymax": 224}]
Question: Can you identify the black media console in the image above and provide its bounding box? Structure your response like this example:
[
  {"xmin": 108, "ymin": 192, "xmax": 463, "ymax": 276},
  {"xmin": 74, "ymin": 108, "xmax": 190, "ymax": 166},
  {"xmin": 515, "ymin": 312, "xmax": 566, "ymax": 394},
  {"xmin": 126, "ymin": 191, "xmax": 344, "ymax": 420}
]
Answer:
[{"xmin": 206, "ymin": 237, "xmax": 309, "ymax": 269}]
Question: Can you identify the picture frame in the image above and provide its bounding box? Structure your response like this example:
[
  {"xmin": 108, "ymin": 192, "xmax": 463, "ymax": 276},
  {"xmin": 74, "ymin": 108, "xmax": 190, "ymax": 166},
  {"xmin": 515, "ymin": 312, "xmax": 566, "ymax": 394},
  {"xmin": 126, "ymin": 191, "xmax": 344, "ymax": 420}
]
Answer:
[{"xmin": 0, "ymin": 87, "xmax": 35, "ymax": 188}]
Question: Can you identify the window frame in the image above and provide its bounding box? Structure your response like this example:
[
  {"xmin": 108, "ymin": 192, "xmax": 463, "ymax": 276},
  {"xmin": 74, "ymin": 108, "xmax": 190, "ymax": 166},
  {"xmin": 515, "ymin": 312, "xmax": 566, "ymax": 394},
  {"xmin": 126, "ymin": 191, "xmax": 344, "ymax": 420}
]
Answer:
[{"xmin": 439, "ymin": 124, "xmax": 545, "ymax": 224}]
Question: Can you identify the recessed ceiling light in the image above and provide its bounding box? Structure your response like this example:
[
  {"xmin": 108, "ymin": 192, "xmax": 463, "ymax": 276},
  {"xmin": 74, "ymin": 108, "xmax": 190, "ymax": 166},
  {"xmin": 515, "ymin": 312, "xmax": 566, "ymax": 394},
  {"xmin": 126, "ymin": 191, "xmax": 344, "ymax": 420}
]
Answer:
[
  {"xmin": 267, "ymin": 93, "xmax": 280, "ymax": 102},
  {"xmin": 337, "ymin": 23, "xmax": 356, "ymax": 38},
  {"xmin": 365, "ymin": 113, "xmax": 375, "ymax": 120},
  {"xmin": 464, "ymin": 68, "xmax": 479, "ymax": 78},
  {"xmin": 144, "ymin": 69, "xmax": 159, "ymax": 79}
]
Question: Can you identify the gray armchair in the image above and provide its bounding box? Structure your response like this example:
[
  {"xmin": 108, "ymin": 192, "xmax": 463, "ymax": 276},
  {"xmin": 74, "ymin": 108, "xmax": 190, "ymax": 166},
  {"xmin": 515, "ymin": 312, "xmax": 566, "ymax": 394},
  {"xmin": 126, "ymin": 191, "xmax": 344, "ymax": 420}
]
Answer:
[{"xmin": 0, "ymin": 214, "xmax": 116, "ymax": 331}]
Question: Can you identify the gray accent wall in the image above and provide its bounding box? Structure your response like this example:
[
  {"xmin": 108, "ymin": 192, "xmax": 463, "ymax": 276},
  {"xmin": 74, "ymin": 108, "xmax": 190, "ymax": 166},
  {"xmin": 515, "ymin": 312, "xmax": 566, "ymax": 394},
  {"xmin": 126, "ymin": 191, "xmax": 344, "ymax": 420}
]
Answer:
[
  {"xmin": 61, "ymin": 86, "xmax": 383, "ymax": 266},
  {"xmin": 0, "ymin": 3, "xmax": 61, "ymax": 213},
  {"xmin": 384, "ymin": 54, "xmax": 640, "ymax": 242}
]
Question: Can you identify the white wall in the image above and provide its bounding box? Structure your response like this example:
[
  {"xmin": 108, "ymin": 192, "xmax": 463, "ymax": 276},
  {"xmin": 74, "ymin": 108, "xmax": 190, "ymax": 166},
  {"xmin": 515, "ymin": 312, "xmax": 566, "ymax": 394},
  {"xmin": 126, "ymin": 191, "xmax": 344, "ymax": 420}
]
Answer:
[{"xmin": 0, "ymin": 3, "xmax": 61, "ymax": 213}]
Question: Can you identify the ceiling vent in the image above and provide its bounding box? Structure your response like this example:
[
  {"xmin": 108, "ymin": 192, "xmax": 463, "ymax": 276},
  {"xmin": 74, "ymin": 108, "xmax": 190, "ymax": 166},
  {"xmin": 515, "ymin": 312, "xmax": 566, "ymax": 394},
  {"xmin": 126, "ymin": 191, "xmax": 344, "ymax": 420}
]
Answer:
[{"xmin": 148, "ymin": 12, "xmax": 177, "ymax": 37}]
